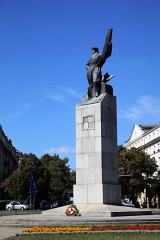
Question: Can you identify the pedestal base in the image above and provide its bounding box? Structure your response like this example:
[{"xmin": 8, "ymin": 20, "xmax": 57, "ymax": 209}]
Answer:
[
  {"xmin": 74, "ymin": 183, "xmax": 121, "ymax": 204},
  {"xmin": 42, "ymin": 204, "xmax": 152, "ymax": 217}
]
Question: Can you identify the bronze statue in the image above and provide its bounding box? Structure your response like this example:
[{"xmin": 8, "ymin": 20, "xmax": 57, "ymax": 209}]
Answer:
[{"xmin": 86, "ymin": 28, "xmax": 114, "ymax": 98}]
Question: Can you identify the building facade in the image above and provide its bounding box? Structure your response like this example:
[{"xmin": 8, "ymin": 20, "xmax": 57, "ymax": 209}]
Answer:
[
  {"xmin": 125, "ymin": 123, "xmax": 160, "ymax": 207},
  {"xmin": 125, "ymin": 123, "xmax": 160, "ymax": 170},
  {"xmin": 0, "ymin": 125, "xmax": 19, "ymax": 198}
]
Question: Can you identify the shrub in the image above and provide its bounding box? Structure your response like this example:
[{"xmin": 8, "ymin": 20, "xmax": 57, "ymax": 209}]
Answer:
[{"xmin": 0, "ymin": 200, "xmax": 6, "ymax": 210}]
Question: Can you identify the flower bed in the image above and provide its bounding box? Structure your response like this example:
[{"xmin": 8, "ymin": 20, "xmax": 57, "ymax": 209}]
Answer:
[
  {"xmin": 23, "ymin": 226, "xmax": 92, "ymax": 233},
  {"xmin": 93, "ymin": 225, "xmax": 160, "ymax": 231},
  {"xmin": 22, "ymin": 224, "xmax": 160, "ymax": 233}
]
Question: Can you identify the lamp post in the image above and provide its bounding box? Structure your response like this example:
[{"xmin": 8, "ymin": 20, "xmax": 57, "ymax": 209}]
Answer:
[
  {"xmin": 28, "ymin": 159, "xmax": 36, "ymax": 210},
  {"xmin": 30, "ymin": 170, "xmax": 36, "ymax": 210}
]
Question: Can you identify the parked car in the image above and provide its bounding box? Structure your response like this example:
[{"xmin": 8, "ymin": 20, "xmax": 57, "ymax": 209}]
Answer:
[
  {"xmin": 6, "ymin": 201, "xmax": 30, "ymax": 211},
  {"xmin": 121, "ymin": 200, "xmax": 135, "ymax": 208},
  {"xmin": 51, "ymin": 200, "xmax": 59, "ymax": 208},
  {"xmin": 40, "ymin": 200, "xmax": 51, "ymax": 210}
]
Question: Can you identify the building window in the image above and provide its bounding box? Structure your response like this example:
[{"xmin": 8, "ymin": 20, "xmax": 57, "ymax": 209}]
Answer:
[
  {"xmin": 145, "ymin": 136, "xmax": 147, "ymax": 143},
  {"xmin": 153, "ymin": 132, "xmax": 155, "ymax": 139}
]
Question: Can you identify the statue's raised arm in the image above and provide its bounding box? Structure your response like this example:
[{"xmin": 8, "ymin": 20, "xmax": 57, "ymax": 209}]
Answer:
[{"xmin": 98, "ymin": 28, "xmax": 113, "ymax": 68}]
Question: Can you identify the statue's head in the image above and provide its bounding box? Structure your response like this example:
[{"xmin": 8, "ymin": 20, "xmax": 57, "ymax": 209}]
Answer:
[{"xmin": 91, "ymin": 47, "xmax": 99, "ymax": 53}]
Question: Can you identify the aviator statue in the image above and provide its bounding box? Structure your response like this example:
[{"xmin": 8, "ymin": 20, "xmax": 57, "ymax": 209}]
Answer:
[{"xmin": 86, "ymin": 28, "xmax": 114, "ymax": 98}]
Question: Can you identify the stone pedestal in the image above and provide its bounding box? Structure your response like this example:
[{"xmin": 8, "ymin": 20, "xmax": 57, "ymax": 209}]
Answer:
[{"xmin": 74, "ymin": 93, "xmax": 121, "ymax": 204}]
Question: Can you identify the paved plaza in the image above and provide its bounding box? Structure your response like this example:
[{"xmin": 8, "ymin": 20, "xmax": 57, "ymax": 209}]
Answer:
[{"xmin": 1, "ymin": 212, "xmax": 160, "ymax": 239}]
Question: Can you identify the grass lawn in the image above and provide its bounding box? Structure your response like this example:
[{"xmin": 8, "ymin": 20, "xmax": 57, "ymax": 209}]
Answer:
[
  {"xmin": 6, "ymin": 233, "xmax": 160, "ymax": 240},
  {"xmin": 0, "ymin": 210, "xmax": 42, "ymax": 217}
]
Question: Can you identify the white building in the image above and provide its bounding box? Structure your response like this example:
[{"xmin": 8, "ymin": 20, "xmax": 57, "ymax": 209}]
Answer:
[
  {"xmin": 125, "ymin": 123, "xmax": 160, "ymax": 170},
  {"xmin": 125, "ymin": 123, "xmax": 160, "ymax": 207}
]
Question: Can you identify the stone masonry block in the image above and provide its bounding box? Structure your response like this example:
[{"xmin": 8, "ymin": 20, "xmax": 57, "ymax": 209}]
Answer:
[
  {"xmin": 76, "ymin": 153, "xmax": 88, "ymax": 169},
  {"xmin": 74, "ymin": 94, "xmax": 121, "ymax": 204},
  {"xmin": 73, "ymin": 184, "xmax": 88, "ymax": 203}
]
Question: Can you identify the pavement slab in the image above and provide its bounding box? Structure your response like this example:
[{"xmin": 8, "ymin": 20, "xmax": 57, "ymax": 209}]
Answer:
[
  {"xmin": 0, "ymin": 227, "xmax": 27, "ymax": 240},
  {"xmin": 0, "ymin": 210, "xmax": 160, "ymax": 239}
]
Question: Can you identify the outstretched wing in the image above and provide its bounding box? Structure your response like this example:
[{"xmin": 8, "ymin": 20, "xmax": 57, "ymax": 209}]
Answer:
[{"xmin": 98, "ymin": 28, "xmax": 113, "ymax": 68}]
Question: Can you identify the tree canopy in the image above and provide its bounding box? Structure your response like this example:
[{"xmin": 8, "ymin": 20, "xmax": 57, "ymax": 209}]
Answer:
[
  {"xmin": 2, "ymin": 147, "xmax": 159, "ymax": 208},
  {"xmin": 118, "ymin": 146, "xmax": 158, "ymax": 205},
  {"xmin": 1, "ymin": 153, "xmax": 75, "ymax": 207}
]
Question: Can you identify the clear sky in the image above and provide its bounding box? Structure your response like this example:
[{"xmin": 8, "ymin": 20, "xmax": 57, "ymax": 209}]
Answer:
[{"xmin": 0, "ymin": 0, "xmax": 160, "ymax": 170}]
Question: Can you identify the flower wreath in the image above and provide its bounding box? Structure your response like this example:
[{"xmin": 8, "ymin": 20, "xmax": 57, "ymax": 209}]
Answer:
[{"xmin": 65, "ymin": 204, "xmax": 80, "ymax": 216}]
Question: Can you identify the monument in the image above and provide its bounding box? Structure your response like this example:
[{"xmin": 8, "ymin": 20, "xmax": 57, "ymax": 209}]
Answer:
[
  {"xmin": 73, "ymin": 28, "xmax": 121, "ymax": 205},
  {"xmin": 42, "ymin": 28, "xmax": 152, "ymax": 218}
]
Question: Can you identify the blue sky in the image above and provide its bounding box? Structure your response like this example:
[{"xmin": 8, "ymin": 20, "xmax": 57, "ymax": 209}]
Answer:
[{"xmin": 0, "ymin": 0, "xmax": 160, "ymax": 170}]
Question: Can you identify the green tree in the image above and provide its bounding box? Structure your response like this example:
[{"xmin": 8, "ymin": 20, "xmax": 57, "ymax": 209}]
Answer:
[
  {"xmin": 37, "ymin": 154, "xmax": 73, "ymax": 205},
  {"xmin": 2, "ymin": 153, "xmax": 75, "ymax": 207},
  {"xmin": 118, "ymin": 147, "xmax": 158, "ymax": 205},
  {"xmin": 151, "ymin": 171, "xmax": 160, "ymax": 207},
  {"xmin": 1, "ymin": 153, "xmax": 38, "ymax": 200},
  {"xmin": 69, "ymin": 170, "xmax": 76, "ymax": 186}
]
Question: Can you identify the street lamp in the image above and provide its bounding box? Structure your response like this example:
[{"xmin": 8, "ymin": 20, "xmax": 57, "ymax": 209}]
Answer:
[
  {"xmin": 18, "ymin": 157, "xmax": 37, "ymax": 210},
  {"xmin": 27, "ymin": 159, "xmax": 36, "ymax": 210},
  {"xmin": 30, "ymin": 168, "xmax": 36, "ymax": 210}
]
